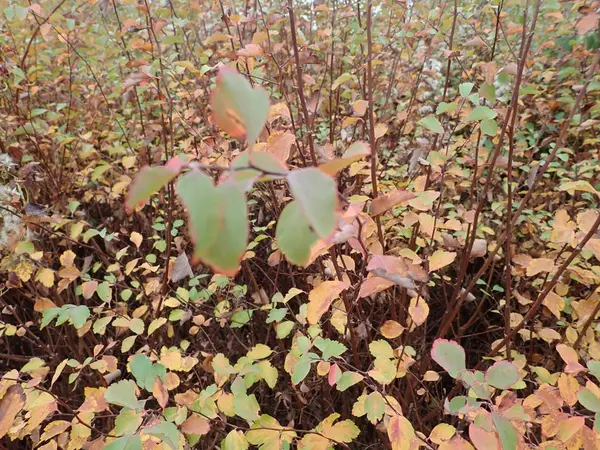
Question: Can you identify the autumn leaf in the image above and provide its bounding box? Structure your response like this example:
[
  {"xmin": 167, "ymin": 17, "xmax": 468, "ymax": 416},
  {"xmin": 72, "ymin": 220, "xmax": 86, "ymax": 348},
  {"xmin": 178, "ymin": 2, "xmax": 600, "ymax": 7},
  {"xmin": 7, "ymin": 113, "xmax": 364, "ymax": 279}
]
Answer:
[
  {"xmin": 211, "ymin": 66, "xmax": 270, "ymax": 145},
  {"xmin": 307, "ymin": 280, "xmax": 350, "ymax": 324},
  {"xmin": 387, "ymin": 414, "xmax": 415, "ymax": 450},
  {"xmin": 429, "ymin": 250, "xmax": 457, "ymax": 272}
]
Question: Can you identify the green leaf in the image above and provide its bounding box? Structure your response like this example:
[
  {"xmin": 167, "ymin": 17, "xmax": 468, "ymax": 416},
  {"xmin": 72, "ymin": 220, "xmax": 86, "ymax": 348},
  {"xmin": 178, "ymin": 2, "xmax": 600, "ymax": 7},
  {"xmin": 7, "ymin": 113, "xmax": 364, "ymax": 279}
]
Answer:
[
  {"xmin": 233, "ymin": 393, "xmax": 260, "ymax": 423},
  {"xmin": 126, "ymin": 164, "xmax": 180, "ymax": 212},
  {"xmin": 130, "ymin": 354, "xmax": 166, "ymax": 391},
  {"xmin": 104, "ymin": 380, "xmax": 145, "ymax": 411},
  {"xmin": 481, "ymin": 118, "xmax": 498, "ymax": 135},
  {"xmin": 431, "ymin": 339, "xmax": 466, "ymax": 378},
  {"xmin": 211, "ymin": 67, "xmax": 270, "ymax": 146},
  {"xmin": 247, "ymin": 415, "xmax": 296, "ymax": 449},
  {"xmin": 480, "ymin": 83, "xmax": 496, "ymax": 103},
  {"xmin": 419, "ymin": 115, "xmax": 444, "ymax": 134},
  {"xmin": 485, "ymin": 361, "xmax": 519, "ymax": 390},
  {"xmin": 466, "ymin": 106, "xmax": 497, "ymax": 122},
  {"xmin": 276, "ymin": 201, "xmax": 319, "ymax": 266},
  {"xmin": 578, "ymin": 388, "xmax": 600, "ymax": 413},
  {"xmin": 177, "ymin": 172, "xmax": 249, "ymax": 276},
  {"xmin": 257, "ymin": 361, "xmax": 278, "ymax": 388},
  {"xmin": 492, "ymin": 412, "xmax": 518, "ymax": 450},
  {"xmin": 176, "ymin": 171, "xmax": 220, "ymax": 258},
  {"xmin": 104, "ymin": 435, "xmax": 142, "ymax": 450},
  {"xmin": 221, "ymin": 430, "xmax": 249, "ymax": 450},
  {"xmin": 459, "ymin": 82, "xmax": 475, "ymax": 97},
  {"xmin": 364, "ymin": 391, "xmax": 385, "ymax": 424},
  {"xmin": 97, "ymin": 282, "xmax": 112, "ymax": 302},
  {"xmin": 436, "ymin": 102, "xmax": 458, "ymax": 115},
  {"xmin": 336, "ymin": 371, "xmax": 364, "ymax": 392},
  {"xmin": 588, "ymin": 361, "xmax": 600, "ymax": 382},
  {"xmin": 275, "ymin": 321, "xmax": 295, "ymax": 339},
  {"xmin": 292, "ymin": 354, "xmax": 312, "ymax": 385},
  {"xmin": 114, "ymin": 409, "xmax": 143, "ymax": 436},
  {"xmin": 65, "ymin": 305, "xmax": 90, "ymax": 329},
  {"xmin": 144, "ymin": 421, "xmax": 180, "ymax": 450},
  {"xmin": 287, "ymin": 168, "xmax": 337, "ymax": 238},
  {"xmin": 314, "ymin": 338, "xmax": 346, "ymax": 361}
]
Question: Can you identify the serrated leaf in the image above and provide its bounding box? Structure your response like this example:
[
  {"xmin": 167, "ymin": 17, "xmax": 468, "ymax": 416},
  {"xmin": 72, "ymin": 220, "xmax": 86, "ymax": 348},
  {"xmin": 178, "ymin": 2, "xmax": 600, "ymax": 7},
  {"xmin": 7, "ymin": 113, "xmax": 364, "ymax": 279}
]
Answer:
[
  {"xmin": 431, "ymin": 339, "xmax": 466, "ymax": 378},
  {"xmin": 104, "ymin": 380, "xmax": 144, "ymax": 411},
  {"xmin": 485, "ymin": 361, "xmax": 519, "ymax": 389}
]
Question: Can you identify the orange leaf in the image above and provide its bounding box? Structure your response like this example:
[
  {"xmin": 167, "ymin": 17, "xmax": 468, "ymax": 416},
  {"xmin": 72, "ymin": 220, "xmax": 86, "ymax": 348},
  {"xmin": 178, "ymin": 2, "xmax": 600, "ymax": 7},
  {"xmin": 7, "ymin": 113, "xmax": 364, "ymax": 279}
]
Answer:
[{"xmin": 307, "ymin": 281, "xmax": 350, "ymax": 324}]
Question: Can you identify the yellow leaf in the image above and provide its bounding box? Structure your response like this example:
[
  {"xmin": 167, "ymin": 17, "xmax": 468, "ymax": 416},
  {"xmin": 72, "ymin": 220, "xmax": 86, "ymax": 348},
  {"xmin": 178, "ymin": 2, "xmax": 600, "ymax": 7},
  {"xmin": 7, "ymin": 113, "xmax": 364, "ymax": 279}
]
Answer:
[
  {"xmin": 152, "ymin": 377, "xmax": 169, "ymax": 409},
  {"xmin": 543, "ymin": 291, "xmax": 564, "ymax": 319},
  {"xmin": 307, "ymin": 281, "xmax": 350, "ymax": 324},
  {"xmin": 374, "ymin": 123, "xmax": 388, "ymax": 140},
  {"xmin": 60, "ymin": 250, "xmax": 76, "ymax": 267},
  {"xmin": 387, "ymin": 414, "xmax": 415, "ymax": 450},
  {"xmin": 380, "ymin": 320, "xmax": 405, "ymax": 339},
  {"xmin": 130, "ymin": 231, "xmax": 143, "ymax": 249},
  {"xmin": 429, "ymin": 250, "xmax": 457, "ymax": 272},
  {"xmin": 40, "ymin": 420, "xmax": 71, "ymax": 442},
  {"xmin": 423, "ymin": 370, "xmax": 440, "ymax": 382},
  {"xmin": 70, "ymin": 222, "xmax": 84, "ymax": 240},
  {"xmin": 15, "ymin": 261, "xmax": 34, "ymax": 282},
  {"xmin": 408, "ymin": 297, "xmax": 429, "ymax": 326},
  {"xmin": 35, "ymin": 268, "xmax": 55, "ymax": 288},
  {"xmin": 0, "ymin": 385, "xmax": 25, "ymax": 438},
  {"xmin": 526, "ymin": 258, "xmax": 555, "ymax": 277},
  {"xmin": 319, "ymin": 413, "xmax": 360, "ymax": 443},
  {"xmin": 352, "ymin": 100, "xmax": 368, "ymax": 116},
  {"xmin": 430, "ymin": 423, "xmax": 455, "ymax": 444}
]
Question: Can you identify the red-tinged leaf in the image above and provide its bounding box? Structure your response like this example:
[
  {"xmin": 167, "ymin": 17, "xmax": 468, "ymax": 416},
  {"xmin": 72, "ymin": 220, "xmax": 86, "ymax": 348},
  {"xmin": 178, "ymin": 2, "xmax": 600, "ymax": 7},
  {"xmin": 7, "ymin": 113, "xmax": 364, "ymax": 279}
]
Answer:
[
  {"xmin": 328, "ymin": 363, "xmax": 342, "ymax": 386},
  {"xmin": 556, "ymin": 344, "xmax": 586, "ymax": 374},
  {"xmin": 237, "ymin": 43, "xmax": 264, "ymax": 57},
  {"xmin": 556, "ymin": 416, "xmax": 585, "ymax": 442},
  {"xmin": 152, "ymin": 376, "xmax": 168, "ymax": 409},
  {"xmin": 387, "ymin": 414, "xmax": 415, "ymax": 450},
  {"xmin": 126, "ymin": 156, "xmax": 185, "ymax": 212},
  {"xmin": 358, "ymin": 276, "xmax": 395, "ymax": 299},
  {"xmin": 211, "ymin": 66, "xmax": 270, "ymax": 145},
  {"xmin": 181, "ymin": 414, "xmax": 210, "ymax": 436},
  {"xmin": 577, "ymin": 12, "xmax": 599, "ymax": 35},
  {"xmin": 0, "ymin": 385, "xmax": 26, "ymax": 438},
  {"xmin": 264, "ymin": 131, "xmax": 295, "ymax": 163},
  {"xmin": 431, "ymin": 339, "xmax": 466, "ymax": 379},
  {"xmin": 126, "ymin": 165, "xmax": 180, "ymax": 212},
  {"xmin": 485, "ymin": 361, "xmax": 519, "ymax": 390},
  {"xmin": 469, "ymin": 423, "xmax": 501, "ymax": 450},
  {"xmin": 370, "ymin": 189, "xmax": 416, "ymax": 216},
  {"xmin": 319, "ymin": 141, "xmax": 371, "ymax": 176}
]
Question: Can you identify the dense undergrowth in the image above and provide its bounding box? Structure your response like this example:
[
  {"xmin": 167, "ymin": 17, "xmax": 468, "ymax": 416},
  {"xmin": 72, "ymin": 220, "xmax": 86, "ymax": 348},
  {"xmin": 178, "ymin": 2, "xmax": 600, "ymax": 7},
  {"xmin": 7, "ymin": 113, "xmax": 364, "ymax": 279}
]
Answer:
[{"xmin": 2, "ymin": 0, "xmax": 600, "ymax": 448}]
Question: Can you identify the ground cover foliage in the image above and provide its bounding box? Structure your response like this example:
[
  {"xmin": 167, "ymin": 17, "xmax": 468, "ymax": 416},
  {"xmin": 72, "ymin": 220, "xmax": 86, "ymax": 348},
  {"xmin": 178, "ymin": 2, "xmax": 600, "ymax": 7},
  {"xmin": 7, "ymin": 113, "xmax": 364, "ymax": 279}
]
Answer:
[{"xmin": 2, "ymin": 0, "xmax": 600, "ymax": 448}]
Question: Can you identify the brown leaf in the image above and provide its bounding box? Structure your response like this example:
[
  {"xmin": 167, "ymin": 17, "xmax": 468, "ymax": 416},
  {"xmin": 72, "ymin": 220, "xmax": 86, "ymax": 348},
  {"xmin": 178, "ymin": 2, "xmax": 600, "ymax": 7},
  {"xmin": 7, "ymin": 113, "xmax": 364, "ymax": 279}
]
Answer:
[
  {"xmin": 577, "ymin": 12, "xmax": 599, "ymax": 35},
  {"xmin": 152, "ymin": 377, "xmax": 168, "ymax": 409},
  {"xmin": 370, "ymin": 190, "xmax": 416, "ymax": 216},
  {"xmin": 0, "ymin": 385, "xmax": 26, "ymax": 438},
  {"xmin": 181, "ymin": 413, "xmax": 210, "ymax": 435}
]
